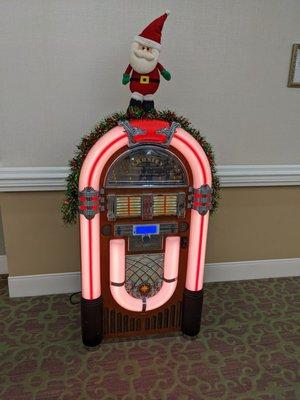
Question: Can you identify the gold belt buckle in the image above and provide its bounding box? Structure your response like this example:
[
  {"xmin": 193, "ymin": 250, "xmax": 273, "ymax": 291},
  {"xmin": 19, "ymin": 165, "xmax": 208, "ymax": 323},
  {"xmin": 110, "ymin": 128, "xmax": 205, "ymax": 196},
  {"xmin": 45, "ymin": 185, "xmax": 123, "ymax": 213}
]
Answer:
[{"xmin": 140, "ymin": 75, "xmax": 150, "ymax": 84}]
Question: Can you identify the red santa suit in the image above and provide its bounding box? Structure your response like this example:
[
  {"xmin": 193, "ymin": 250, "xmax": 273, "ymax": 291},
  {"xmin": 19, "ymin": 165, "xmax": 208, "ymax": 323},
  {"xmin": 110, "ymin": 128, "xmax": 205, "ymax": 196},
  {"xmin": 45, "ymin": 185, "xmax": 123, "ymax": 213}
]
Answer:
[{"xmin": 124, "ymin": 63, "xmax": 166, "ymax": 96}]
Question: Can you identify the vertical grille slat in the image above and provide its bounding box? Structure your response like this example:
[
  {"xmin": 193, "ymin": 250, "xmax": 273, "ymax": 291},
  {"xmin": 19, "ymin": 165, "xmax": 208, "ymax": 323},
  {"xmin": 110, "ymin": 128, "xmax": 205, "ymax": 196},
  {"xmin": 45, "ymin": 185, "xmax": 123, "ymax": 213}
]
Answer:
[
  {"xmin": 151, "ymin": 316, "xmax": 157, "ymax": 330},
  {"xmin": 130, "ymin": 318, "xmax": 135, "ymax": 331},
  {"xmin": 145, "ymin": 318, "xmax": 150, "ymax": 330},
  {"xmin": 123, "ymin": 315, "xmax": 129, "ymax": 332},
  {"xmin": 104, "ymin": 308, "xmax": 109, "ymax": 334},
  {"xmin": 157, "ymin": 312, "xmax": 163, "ymax": 329},
  {"xmin": 110, "ymin": 310, "xmax": 116, "ymax": 334},
  {"xmin": 117, "ymin": 312, "xmax": 122, "ymax": 333},
  {"xmin": 170, "ymin": 305, "xmax": 176, "ymax": 327},
  {"xmin": 163, "ymin": 309, "xmax": 169, "ymax": 328},
  {"xmin": 136, "ymin": 319, "xmax": 141, "ymax": 331}
]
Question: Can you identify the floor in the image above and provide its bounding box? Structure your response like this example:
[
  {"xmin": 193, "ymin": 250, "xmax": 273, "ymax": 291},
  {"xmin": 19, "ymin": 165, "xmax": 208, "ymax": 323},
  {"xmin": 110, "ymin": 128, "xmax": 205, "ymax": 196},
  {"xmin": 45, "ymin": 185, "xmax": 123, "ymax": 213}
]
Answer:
[{"xmin": 0, "ymin": 275, "xmax": 299, "ymax": 400}]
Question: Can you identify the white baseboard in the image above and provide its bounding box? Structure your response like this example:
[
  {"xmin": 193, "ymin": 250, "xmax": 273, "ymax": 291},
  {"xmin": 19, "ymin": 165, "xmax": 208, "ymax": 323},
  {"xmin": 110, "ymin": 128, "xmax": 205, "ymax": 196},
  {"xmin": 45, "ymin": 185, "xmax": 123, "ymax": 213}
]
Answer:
[
  {"xmin": 0, "ymin": 165, "xmax": 300, "ymax": 191},
  {"xmin": 0, "ymin": 255, "xmax": 8, "ymax": 274},
  {"xmin": 7, "ymin": 258, "xmax": 300, "ymax": 298},
  {"xmin": 204, "ymin": 258, "xmax": 300, "ymax": 282},
  {"xmin": 8, "ymin": 271, "xmax": 81, "ymax": 298}
]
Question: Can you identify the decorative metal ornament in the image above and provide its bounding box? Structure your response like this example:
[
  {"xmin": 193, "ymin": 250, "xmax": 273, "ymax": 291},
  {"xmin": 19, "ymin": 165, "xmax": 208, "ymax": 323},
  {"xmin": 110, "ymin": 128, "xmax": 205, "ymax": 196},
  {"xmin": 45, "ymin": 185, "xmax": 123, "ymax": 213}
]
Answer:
[
  {"xmin": 190, "ymin": 184, "xmax": 213, "ymax": 215},
  {"xmin": 156, "ymin": 121, "xmax": 181, "ymax": 146},
  {"xmin": 118, "ymin": 120, "xmax": 146, "ymax": 147},
  {"xmin": 118, "ymin": 120, "xmax": 181, "ymax": 148},
  {"xmin": 78, "ymin": 187, "xmax": 101, "ymax": 220}
]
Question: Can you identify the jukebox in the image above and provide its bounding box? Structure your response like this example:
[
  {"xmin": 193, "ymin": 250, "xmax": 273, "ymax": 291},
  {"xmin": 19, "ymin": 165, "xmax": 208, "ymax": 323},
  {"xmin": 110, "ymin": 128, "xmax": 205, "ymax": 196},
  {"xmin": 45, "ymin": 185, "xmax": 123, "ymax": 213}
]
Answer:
[{"xmin": 78, "ymin": 119, "xmax": 213, "ymax": 347}]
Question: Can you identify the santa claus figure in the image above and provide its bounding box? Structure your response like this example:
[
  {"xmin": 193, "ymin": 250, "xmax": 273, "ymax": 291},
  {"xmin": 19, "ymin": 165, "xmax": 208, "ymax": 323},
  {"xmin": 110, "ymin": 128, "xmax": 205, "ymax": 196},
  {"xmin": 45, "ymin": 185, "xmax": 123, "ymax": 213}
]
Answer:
[{"xmin": 122, "ymin": 11, "xmax": 171, "ymax": 112}]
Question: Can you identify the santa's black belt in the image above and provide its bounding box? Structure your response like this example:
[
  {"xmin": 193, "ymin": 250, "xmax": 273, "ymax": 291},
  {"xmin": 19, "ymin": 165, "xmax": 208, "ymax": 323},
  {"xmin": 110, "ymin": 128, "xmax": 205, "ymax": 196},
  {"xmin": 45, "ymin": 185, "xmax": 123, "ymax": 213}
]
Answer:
[{"xmin": 130, "ymin": 77, "xmax": 160, "ymax": 84}]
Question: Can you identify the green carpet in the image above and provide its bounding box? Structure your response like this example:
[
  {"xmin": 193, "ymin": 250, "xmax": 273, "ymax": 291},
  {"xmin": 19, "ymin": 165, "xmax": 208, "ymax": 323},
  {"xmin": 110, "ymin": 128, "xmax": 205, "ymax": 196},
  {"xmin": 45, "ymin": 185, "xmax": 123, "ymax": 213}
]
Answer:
[{"xmin": 0, "ymin": 275, "xmax": 299, "ymax": 400}]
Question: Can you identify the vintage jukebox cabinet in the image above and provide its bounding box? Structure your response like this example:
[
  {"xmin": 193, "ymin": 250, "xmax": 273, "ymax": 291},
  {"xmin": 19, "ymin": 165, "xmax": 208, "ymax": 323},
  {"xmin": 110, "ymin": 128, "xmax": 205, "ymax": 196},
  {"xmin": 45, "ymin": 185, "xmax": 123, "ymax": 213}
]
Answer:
[{"xmin": 78, "ymin": 119, "xmax": 213, "ymax": 347}]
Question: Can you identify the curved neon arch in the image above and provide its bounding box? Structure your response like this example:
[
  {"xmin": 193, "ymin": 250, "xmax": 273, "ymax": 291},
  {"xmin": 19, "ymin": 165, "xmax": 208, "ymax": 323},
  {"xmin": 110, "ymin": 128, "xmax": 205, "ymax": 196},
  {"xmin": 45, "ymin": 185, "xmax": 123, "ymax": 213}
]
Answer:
[
  {"xmin": 110, "ymin": 236, "xmax": 180, "ymax": 312},
  {"xmin": 79, "ymin": 123, "xmax": 212, "ymax": 308}
]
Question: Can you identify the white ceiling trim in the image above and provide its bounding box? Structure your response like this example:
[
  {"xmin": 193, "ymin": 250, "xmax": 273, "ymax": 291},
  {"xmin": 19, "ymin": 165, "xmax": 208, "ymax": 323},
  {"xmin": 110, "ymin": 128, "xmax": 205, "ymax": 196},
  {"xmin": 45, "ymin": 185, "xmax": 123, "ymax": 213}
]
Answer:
[{"xmin": 0, "ymin": 165, "xmax": 299, "ymax": 192}]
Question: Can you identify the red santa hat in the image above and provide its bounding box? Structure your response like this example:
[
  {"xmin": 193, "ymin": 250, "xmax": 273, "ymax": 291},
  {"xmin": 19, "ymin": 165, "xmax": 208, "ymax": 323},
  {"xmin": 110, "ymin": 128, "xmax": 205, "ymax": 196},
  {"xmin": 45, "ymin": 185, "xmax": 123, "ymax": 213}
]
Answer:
[{"xmin": 134, "ymin": 11, "xmax": 170, "ymax": 51}]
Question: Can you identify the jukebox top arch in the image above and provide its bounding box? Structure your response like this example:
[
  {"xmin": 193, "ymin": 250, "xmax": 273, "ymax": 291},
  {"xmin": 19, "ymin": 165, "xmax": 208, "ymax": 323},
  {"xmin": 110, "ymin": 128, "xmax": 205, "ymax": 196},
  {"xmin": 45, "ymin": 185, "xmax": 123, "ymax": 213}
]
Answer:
[
  {"xmin": 77, "ymin": 119, "xmax": 215, "ymax": 300},
  {"xmin": 62, "ymin": 110, "xmax": 219, "ymax": 225},
  {"xmin": 104, "ymin": 145, "xmax": 189, "ymax": 188}
]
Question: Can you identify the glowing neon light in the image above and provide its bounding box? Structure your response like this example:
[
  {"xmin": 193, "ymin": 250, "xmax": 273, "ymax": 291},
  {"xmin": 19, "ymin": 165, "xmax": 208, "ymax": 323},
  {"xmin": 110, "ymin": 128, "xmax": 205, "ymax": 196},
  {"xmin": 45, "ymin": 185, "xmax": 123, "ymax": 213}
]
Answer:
[
  {"xmin": 171, "ymin": 128, "xmax": 212, "ymax": 291},
  {"xmin": 79, "ymin": 127, "xmax": 128, "ymax": 299},
  {"xmin": 79, "ymin": 121, "xmax": 212, "ymax": 304},
  {"xmin": 109, "ymin": 236, "xmax": 180, "ymax": 312}
]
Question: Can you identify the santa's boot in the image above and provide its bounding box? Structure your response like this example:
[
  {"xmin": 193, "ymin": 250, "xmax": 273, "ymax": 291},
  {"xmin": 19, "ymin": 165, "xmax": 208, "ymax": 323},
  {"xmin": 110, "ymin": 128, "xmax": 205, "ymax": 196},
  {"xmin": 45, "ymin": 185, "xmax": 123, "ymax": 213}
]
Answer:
[
  {"xmin": 142, "ymin": 100, "xmax": 155, "ymax": 112},
  {"xmin": 127, "ymin": 98, "xmax": 142, "ymax": 113}
]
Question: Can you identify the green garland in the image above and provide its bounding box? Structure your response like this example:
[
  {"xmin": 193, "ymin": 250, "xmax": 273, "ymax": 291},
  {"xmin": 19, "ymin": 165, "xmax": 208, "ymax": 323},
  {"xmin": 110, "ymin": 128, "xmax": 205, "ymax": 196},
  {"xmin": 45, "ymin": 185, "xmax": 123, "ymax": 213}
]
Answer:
[{"xmin": 61, "ymin": 108, "xmax": 220, "ymax": 224}]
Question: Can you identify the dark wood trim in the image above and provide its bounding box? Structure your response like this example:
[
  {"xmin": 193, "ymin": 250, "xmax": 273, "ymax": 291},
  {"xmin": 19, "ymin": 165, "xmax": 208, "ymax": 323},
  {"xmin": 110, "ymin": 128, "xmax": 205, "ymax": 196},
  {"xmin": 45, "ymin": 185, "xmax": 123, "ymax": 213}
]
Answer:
[{"xmin": 99, "ymin": 144, "xmax": 193, "ymax": 338}]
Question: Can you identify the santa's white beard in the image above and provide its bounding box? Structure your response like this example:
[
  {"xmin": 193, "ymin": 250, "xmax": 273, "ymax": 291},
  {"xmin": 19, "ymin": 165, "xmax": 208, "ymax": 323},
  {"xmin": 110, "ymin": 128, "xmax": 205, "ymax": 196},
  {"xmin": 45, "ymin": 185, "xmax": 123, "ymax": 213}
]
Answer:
[{"xmin": 129, "ymin": 43, "xmax": 160, "ymax": 74}]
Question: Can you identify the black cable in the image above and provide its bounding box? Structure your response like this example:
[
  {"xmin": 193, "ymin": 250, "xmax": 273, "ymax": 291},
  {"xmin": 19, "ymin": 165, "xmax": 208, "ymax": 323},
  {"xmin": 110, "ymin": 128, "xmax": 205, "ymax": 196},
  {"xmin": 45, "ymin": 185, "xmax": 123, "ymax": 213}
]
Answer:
[{"xmin": 69, "ymin": 291, "xmax": 81, "ymax": 305}]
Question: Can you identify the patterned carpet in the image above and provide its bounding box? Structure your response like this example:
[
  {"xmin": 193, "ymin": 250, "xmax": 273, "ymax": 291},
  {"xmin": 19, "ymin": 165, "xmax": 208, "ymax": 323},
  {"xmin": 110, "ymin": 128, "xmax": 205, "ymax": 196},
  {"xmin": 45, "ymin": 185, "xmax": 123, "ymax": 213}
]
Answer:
[{"xmin": 0, "ymin": 275, "xmax": 299, "ymax": 400}]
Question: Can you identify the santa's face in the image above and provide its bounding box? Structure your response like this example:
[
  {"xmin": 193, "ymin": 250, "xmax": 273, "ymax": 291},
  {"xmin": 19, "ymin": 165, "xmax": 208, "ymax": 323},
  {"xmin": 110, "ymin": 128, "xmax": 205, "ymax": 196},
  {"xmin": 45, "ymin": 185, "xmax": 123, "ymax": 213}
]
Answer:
[{"xmin": 129, "ymin": 42, "xmax": 160, "ymax": 74}]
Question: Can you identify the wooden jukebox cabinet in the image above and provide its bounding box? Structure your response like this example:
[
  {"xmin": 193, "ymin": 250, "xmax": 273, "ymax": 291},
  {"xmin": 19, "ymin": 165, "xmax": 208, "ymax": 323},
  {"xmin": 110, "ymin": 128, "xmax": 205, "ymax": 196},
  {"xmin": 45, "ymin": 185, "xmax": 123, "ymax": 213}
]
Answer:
[{"xmin": 78, "ymin": 119, "xmax": 213, "ymax": 347}]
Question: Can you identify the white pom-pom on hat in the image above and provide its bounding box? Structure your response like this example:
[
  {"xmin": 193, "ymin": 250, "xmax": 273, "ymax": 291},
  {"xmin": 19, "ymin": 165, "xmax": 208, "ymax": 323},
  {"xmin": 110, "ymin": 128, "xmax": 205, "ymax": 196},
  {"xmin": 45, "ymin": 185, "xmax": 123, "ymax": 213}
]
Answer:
[{"xmin": 165, "ymin": 10, "xmax": 170, "ymax": 15}]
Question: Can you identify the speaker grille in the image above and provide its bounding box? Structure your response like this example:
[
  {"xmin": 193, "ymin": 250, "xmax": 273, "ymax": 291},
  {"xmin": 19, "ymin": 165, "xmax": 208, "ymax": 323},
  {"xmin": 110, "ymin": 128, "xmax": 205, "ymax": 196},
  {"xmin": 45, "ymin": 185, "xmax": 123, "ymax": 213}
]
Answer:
[{"xmin": 103, "ymin": 301, "xmax": 182, "ymax": 336}]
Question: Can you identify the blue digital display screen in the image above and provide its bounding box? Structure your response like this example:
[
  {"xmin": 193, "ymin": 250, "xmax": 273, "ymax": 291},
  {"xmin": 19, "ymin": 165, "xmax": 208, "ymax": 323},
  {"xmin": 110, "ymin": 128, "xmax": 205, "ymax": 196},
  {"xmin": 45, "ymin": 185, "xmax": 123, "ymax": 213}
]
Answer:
[{"xmin": 133, "ymin": 224, "xmax": 159, "ymax": 236}]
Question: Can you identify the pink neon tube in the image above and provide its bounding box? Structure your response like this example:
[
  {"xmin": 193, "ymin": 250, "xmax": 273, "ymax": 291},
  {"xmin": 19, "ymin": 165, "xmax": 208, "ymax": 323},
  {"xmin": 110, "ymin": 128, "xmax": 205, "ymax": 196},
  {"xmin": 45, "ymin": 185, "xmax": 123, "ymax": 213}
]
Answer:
[
  {"xmin": 110, "ymin": 237, "xmax": 180, "ymax": 312},
  {"xmin": 110, "ymin": 239, "xmax": 143, "ymax": 311},
  {"xmin": 147, "ymin": 236, "xmax": 180, "ymax": 311},
  {"xmin": 79, "ymin": 126, "xmax": 128, "ymax": 299},
  {"xmin": 171, "ymin": 129, "xmax": 212, "ymax": 292}
]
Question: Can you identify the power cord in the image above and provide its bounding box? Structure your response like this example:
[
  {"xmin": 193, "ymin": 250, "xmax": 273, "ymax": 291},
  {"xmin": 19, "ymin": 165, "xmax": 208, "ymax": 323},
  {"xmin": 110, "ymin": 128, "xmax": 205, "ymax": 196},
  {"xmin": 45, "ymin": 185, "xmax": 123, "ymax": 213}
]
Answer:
[{"xmin": 69, "ymin": 291, "xmax": 81, "ymax": 305}]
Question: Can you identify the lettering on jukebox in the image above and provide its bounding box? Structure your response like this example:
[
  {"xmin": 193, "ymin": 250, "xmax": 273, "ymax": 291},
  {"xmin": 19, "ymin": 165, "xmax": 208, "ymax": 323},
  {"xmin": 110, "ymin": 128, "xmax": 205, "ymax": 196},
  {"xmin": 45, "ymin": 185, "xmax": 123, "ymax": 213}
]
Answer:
[{"xmin": 78, "ymin": 119, "xmax": 213, "ymax": 347}]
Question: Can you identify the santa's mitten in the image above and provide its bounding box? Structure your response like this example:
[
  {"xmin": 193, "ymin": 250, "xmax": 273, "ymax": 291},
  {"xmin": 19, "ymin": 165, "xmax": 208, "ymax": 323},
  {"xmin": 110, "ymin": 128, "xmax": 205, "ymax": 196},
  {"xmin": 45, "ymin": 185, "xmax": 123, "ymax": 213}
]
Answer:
[
  {"xmin": 122, "ymin": 74, "xmax": 130, "ymax": 85},
  {"xmin": 161, "ymin": 69, "xmax": 171, "ymax": 81}
]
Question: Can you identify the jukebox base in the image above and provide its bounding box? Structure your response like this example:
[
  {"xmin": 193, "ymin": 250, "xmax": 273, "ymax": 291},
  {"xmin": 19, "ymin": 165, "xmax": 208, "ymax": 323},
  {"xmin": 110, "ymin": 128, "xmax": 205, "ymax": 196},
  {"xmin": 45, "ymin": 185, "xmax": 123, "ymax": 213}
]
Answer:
[
  {"xmin": 81, "ymin": 290, "xmax": 204, "ymax": 347},
  {"xmin": 81, "ymin": 296, "xmax": 103, "ymax": 347},
  {"xmin": 181, "ymin": 288, "xmax": 204, "ymax": 337}
]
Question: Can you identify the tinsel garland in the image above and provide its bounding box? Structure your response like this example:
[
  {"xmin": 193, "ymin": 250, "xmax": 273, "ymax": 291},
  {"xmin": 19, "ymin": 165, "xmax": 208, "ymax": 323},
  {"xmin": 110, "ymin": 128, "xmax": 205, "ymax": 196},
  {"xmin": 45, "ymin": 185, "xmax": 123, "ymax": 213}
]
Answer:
[{"xmin": 61, "ymin": 108, "xmax": 220, "ymax": 224}]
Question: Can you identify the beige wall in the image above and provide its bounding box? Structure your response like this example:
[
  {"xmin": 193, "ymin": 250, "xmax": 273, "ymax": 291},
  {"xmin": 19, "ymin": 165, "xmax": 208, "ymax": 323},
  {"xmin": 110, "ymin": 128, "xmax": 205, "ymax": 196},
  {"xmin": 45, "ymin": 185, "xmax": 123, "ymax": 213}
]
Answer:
[
  {"xmin": 1, "ymin": 187, "xmax": 300, "ymax": 276},
  {"xmin": 0, "ymin": 211, "xmax": 6, "ymax": 255},
  {"xmin": 0, "ymin": 192, "xmax": 79, "ymax": 276},
  {"xmin": 0, "ymin": 0, "xmax": 300, "ymax": 167},
  {"xmin": 206, "ymin": 187, "xmax": 300, "ymax": 262}
]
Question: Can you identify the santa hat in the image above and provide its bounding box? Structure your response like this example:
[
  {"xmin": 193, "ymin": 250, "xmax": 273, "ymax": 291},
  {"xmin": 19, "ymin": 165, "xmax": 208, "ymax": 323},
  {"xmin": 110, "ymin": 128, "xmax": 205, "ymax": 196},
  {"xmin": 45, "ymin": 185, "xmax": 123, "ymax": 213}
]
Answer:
[{"xmin": 134, "ymin": 11, "xmax": 170, "ymax": 51}]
